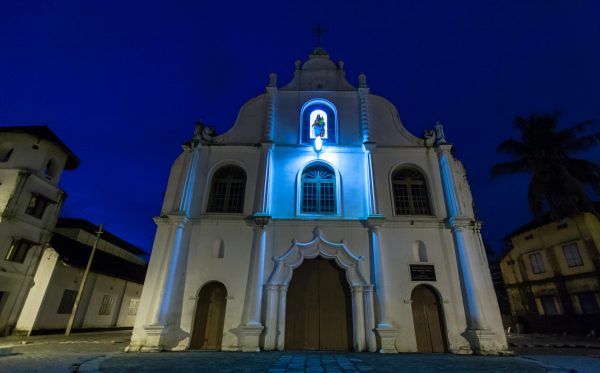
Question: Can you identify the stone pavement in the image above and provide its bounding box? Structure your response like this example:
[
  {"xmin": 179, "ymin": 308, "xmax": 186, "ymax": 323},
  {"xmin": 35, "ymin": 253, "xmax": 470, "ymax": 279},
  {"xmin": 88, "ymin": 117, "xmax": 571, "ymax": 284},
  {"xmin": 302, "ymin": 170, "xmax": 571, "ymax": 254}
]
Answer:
[
  {"xmin": 2, "ymin": 331, "xmax": 600, "ymax": 372},
  {"xmin": 97, "ymin": 351, "xmax": 548, "ymax": 373}
]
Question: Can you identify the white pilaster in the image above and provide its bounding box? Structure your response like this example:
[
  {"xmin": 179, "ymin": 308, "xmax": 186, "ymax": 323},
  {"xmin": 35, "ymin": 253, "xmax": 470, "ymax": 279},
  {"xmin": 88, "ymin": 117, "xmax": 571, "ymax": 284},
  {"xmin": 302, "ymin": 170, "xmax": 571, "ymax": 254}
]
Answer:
[
  {"xmin": 276, "ymin": 285, "xmax": 287, "ymax": 351},
  {"xmin": 253, "ymin": 143, "xmax": 274, "ymax": 214},
  {"xmin": 364, "ymin": 145, "xmax": 379, "ymax": 215},
  {"xmin": 437, "ymin": 143, "xmax": 506, "ymax": 353},
  {"xmin": 450, "ymin": 220, "xmax": 488, "ymax": 331},
  {"xmin": 142, "ymin": 215, "xmax": 188, "ymax": 350},
  {"xmin": 365, "ymin": 218, "xmax": 398, "ymax": 353},
  {"xmin": 351, "ymin": 286, "xmax": 366, "ymax": 351},
  {"xmin": 363, "ymin": 286, "xmax": 377, "ymax": 352},
  {"xmin": 239, "ymin": 216, "xmax": 270, "ymax": 351},
  {"xmin": 263, "ymin": 284, "xmax": 280, "ymax": 351}
]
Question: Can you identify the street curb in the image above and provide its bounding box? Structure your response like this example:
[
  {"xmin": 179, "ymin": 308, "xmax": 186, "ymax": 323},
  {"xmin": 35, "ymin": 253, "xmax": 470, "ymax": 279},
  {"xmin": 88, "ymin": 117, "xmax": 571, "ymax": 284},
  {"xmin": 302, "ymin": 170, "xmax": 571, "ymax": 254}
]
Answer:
[{"xmin": 510, "ymin": 342, "xmax": 600, "ymax": 350}]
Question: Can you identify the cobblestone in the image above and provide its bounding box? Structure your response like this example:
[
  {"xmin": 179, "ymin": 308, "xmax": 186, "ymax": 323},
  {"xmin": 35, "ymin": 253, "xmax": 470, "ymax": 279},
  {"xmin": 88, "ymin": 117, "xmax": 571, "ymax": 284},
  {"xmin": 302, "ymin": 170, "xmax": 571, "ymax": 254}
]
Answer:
[{"xmin": 2, "ymin": 332, "xmax": 600, "ymax": 372}]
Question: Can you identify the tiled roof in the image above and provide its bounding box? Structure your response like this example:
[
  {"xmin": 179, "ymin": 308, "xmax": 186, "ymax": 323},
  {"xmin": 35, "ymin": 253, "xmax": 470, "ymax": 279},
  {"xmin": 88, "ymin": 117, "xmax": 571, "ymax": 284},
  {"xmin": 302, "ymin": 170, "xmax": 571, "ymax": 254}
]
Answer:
[
  {"xmin": 50, "ymin": 233, "xmax": 147, "ymax": 284},
  {"xmin": 56, "ymin": 218, "xmax": 147, "ymax": 256}
]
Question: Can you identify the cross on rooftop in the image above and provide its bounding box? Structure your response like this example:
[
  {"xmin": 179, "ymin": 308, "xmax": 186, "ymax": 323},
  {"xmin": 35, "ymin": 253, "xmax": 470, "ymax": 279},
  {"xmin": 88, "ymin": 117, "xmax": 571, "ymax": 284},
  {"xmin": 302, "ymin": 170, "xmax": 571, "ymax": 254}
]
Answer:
[{"xmin": 311, "ymin": 23, "xmax": 328, "ymax": 47}]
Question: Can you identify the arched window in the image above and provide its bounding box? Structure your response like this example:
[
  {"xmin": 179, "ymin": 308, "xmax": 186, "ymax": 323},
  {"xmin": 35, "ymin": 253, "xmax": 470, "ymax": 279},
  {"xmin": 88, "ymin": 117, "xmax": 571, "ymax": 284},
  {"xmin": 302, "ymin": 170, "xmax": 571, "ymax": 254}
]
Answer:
[
  {"xmin": 392, "ymin": 168, "xmax": 432, "ymax": 215},
  {"xmin": 301, "ymin": 164, "xmax": 336, "ymax": 214},
  {"xmin": 207, "ymin": 165, "xmax": 246, "ymax": 213}
]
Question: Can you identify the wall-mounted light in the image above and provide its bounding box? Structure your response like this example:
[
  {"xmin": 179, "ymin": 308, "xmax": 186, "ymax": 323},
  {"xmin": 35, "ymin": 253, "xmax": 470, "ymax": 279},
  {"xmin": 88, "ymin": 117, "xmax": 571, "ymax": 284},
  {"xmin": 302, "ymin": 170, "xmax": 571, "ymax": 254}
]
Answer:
[{"xmin": 314, "ymin": 137, "xmax": 323, "ymax": 152}]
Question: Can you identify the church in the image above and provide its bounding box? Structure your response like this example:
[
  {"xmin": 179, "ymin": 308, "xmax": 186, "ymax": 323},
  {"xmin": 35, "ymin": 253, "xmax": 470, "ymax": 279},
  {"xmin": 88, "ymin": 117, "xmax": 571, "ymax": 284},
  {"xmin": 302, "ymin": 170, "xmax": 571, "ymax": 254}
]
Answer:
[{"xmin": 127, "ymin": 48, "xmax": 507, "ymax": 354}]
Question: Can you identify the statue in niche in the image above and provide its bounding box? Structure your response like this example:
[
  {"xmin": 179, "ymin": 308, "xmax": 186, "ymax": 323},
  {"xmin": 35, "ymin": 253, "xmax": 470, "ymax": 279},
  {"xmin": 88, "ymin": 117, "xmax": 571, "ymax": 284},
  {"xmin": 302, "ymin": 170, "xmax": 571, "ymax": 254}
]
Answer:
[{"xmin": 312, "ymin": 114, "xmax": 326, "ymax": 138}]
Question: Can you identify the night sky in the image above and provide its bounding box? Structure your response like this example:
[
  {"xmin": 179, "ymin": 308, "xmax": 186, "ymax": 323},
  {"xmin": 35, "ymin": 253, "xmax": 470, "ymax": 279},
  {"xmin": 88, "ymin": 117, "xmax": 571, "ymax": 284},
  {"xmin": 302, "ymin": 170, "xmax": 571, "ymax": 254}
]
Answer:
[{"xmin": 1, "ymin": 1, "xmax": 599, "ymax": 255}]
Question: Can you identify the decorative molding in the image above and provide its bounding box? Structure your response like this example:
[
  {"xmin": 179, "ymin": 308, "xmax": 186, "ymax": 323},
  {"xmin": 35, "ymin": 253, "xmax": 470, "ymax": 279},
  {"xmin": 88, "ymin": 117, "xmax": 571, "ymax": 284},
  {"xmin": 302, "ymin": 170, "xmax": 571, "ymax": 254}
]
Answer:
[{"xmin": 266, "ymin": 226, "xmax": 368, "ymax": 287}]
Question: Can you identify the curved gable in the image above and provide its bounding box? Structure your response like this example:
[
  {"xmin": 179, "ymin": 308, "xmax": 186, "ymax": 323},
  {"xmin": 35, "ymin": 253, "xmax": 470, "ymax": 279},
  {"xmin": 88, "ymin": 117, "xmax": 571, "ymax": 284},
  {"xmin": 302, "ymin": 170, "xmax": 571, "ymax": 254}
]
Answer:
[{"xmin": 368, "ymin": 95, "xmax": 422, "ymax": 146}]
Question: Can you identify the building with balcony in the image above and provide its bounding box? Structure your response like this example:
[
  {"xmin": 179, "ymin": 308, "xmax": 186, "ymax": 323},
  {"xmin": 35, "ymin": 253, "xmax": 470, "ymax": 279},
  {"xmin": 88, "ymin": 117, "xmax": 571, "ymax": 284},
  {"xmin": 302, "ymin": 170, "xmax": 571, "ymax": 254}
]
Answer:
[
  {"xmin": 499, "ymin": 204, "xmax": 600, "ymax": 334},
  {"xmin": 0, "ymin": 126, "xmax": 79, "ymax": 336}
]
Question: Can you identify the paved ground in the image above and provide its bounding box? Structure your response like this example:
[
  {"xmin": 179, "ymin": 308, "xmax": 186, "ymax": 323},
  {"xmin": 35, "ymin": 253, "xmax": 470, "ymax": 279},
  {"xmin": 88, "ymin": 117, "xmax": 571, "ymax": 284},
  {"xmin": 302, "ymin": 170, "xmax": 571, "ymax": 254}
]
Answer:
[
  {"xmin": 1, "ymin": 331, "xmax": 600, "ymax": 372},
  {"xmin": 98, "ymin": 351, "xmax": 548, "ymax": 373}
]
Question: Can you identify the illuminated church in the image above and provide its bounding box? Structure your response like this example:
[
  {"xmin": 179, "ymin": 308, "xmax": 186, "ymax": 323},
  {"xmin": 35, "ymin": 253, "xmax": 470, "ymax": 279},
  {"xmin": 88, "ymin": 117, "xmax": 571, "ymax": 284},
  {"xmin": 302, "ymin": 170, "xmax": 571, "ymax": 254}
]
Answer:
[{"xmin": 128, "ymin": 48, "xmax": 507, "ymax": 354}]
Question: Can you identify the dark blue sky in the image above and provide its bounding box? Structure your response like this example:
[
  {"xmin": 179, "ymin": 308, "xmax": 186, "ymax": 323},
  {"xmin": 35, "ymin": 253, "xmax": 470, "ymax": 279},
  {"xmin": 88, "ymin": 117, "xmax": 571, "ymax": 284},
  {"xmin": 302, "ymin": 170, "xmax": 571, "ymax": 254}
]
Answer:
[{"xmin": 1, "ymin": 1, "xmax": 599, "ymax": 255}]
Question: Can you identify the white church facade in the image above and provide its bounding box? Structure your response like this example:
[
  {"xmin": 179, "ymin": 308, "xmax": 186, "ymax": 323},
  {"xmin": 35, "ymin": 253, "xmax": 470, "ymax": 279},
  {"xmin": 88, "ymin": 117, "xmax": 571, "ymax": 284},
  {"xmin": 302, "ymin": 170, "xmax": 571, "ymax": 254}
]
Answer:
[{"xmin": 128, "ymin": 48, "xmax": 507, "ymax": 354}]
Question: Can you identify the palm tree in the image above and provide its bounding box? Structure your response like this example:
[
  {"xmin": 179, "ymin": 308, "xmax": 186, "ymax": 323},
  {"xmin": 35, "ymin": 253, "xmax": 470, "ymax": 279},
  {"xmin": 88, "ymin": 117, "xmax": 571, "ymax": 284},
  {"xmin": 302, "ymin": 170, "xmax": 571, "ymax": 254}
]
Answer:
[{"xmin": 491, "ymin": 112, "xmax": 600, "ymax": 219}]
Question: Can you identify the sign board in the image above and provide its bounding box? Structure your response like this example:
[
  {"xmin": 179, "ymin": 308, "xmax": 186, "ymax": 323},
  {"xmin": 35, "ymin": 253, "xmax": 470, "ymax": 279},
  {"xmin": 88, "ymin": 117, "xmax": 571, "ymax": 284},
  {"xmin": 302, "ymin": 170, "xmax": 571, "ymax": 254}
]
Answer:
[{"xmin": 410, "ymin": 264, "xmax": 436, "ymax": 281}]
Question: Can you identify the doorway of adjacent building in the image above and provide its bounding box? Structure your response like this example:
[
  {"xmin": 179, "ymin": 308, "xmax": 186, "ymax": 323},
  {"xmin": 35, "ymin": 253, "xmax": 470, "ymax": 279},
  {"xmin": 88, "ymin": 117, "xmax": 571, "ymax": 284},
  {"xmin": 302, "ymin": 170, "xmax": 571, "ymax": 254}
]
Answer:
[
  {"xmin": 190, "ymin": 282, "xmax": 227, "ymax": 350},
  {"xmin": 411, "ymin": 285, "xmax": 447, "ymax": 353},
  {"xmin": 285, "ymin": 257, "xmax": 353, "ymax": 351}
]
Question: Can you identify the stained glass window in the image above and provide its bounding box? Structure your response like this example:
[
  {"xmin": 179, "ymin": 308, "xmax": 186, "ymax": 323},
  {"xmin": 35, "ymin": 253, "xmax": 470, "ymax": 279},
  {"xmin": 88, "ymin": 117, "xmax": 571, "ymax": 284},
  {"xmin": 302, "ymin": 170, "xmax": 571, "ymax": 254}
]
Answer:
[
  {"xmin": 301, "ymin": 165, "xmax": 336, "ymax": 214},
  {"xmin": 208, "ymin": 166, "xmax": 246, "ymax": 213},
  {"xmin": 392, "ymin": 168, "xmax": 432, "ymax": 215}
]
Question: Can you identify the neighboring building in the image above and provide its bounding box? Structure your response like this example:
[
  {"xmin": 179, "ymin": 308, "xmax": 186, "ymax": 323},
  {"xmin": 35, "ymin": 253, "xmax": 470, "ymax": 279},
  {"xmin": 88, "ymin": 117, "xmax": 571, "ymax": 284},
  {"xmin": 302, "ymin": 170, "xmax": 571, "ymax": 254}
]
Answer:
[
  {"xmin": 499, "ymin": 204, "xmax": 600, "ymax": 334},
  {"xmin": 128, "ymin": 48, "xmax": 507, "ymax": 354},
  {"xmin": 0, "ymin": 126, "xmax": 79, "ymax": 336},
  {"xmin": 14, "ymin": 218, "xmax": 147, "ymax": 335}
]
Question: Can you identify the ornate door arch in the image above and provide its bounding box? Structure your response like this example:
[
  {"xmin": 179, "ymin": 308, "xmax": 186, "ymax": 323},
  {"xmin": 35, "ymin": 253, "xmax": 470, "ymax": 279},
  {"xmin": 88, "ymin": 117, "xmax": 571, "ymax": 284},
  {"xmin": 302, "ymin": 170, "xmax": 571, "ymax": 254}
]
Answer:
[{"xmin": 262, "ymin": 227, "xmax": 376, "ymax": 352}]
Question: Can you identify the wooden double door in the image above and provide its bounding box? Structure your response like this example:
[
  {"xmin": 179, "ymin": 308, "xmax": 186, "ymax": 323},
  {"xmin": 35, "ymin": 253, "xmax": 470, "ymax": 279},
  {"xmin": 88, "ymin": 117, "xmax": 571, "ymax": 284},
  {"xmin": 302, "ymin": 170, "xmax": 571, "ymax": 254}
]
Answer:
[
  {"xmin": 190, "ymin": 282, "xmax": 227, "ymax": 350},
  {"xmin": 411, "ymin": 285, "xmax": 447, "ymax": 353},
  {"xmin": 285, "ymin": 257, "xmax": 353, "ymax": 351}
]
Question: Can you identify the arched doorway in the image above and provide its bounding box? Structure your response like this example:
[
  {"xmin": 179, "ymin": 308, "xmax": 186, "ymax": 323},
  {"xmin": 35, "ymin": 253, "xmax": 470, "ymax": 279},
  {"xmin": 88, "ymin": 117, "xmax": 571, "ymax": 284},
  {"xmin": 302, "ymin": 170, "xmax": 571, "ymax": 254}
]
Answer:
[
  {"xmin": 285, "ymin": 257, "xmax": 353, "ymax": 351},
  {"xmin": 190, "ymin": 282, "xmax": 227, "ymax": 350},
  {"xmin": 411, "ymin": 285, "xmax": 447, "ymax": 353}
]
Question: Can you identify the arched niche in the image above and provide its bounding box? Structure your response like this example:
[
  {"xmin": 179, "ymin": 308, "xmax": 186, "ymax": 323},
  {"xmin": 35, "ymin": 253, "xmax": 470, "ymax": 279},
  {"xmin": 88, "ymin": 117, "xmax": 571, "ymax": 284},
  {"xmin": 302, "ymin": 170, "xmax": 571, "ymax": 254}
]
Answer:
[
  {"xmin": 413, "ymin": 240, "xmax": 428, "ymax": 262},
  {"xmin": 299, "ymin": 98, "xmax": 338, "ymax": 144}
]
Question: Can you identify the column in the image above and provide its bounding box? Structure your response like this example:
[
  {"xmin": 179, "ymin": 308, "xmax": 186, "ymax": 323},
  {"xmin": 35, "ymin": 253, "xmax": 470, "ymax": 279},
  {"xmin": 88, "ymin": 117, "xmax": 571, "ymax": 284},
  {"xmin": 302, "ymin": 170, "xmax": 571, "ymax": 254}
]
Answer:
[
  {"xmin": 366, "ymin": 219, "xmax": 398, "ymax": 353},
  {"xmin": 143, "ymin": 215, "xmax": 188, "ymax": 350},
  {"xmin": 451, "ymin": 222, "xmax": 488, "ymax": 331},
  {"xmin": 239, "ymin": 215, "xmax": 270, "ymax": 352},
  {"xmin": 437, "ymin": 145, "xmax": 503, "ymax": 352}
]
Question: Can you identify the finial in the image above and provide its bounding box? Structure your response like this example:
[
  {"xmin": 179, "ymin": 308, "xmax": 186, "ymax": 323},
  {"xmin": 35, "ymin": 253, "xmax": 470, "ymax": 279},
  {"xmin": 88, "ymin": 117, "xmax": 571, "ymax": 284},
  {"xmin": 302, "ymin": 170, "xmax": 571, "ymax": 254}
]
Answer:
[
  {"xmin": 358, "ymin": 73, "xmax": 367, "ymax": 88},
  {"xmin": 294, "ymin": 60, "xmax": 302, "ymax": 70},
  {"xmin": 268, "ymin": 73, "xmax": 277, "ymax": 87},
  {"xmin": 434, "ymin": 121, "xmax": 447, "ymax": 145},
  {"xmin": 337, "ymin": 60, "xmax": 344, "ymax": 70}
]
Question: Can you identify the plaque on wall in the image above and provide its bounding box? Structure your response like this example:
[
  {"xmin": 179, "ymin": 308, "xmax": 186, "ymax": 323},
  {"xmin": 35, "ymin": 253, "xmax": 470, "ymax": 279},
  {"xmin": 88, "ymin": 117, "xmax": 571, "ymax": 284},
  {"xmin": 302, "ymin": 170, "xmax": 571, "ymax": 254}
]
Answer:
[{"xmin": 410, "ymin": 264, "xmax": 436, "ymax": 281}]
